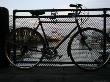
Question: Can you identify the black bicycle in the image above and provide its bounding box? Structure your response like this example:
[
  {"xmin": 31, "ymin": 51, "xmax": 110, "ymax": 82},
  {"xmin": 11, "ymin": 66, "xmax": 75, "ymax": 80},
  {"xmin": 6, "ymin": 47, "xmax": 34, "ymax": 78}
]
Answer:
[{"xmin": 6, "ymin": 4, "xmax": 110, "ymax": 71}]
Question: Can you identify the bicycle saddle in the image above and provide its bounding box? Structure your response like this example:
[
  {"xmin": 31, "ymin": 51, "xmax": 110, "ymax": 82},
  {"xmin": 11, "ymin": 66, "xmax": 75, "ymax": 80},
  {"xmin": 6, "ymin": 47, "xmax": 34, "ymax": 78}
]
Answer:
[
  {"xmin": 69, "ymin": 4, "xmax": 82, "ymax": 8},
  {"xmin": 30, "ymin": 10, "xmax": 45, "ymax": 16}
]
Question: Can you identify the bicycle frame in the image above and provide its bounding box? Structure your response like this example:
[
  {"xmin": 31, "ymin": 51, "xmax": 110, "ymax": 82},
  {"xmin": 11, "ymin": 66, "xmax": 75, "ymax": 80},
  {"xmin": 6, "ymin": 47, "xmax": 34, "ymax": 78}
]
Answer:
[
  {"xmin": 35, "ymin": 16, "xmax": 82, "ymax": 50},
  {"xmin": 33, "ymin": 4, "xmax": 83, "ymax": 51}
]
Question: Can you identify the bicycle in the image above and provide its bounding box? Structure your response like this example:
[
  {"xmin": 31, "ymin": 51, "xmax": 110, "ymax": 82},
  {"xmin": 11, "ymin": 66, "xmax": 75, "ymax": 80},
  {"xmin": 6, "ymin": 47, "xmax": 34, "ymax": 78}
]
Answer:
[{"xmin": 6, "ymin": 4, "xmax": 110, "ymax": 71}]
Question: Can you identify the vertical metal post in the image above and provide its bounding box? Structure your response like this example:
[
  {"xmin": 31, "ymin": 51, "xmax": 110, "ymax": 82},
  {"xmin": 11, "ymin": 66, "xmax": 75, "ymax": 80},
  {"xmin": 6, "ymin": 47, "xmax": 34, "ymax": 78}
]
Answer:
[
  {"xmin": 13, "ymin": 10, "xmax": 17, "ymax": 63},
  {"xmin": 103, "ymin": 9, "xmax": 107, "ymax": 61},
  {"xmin": 13, "ymin": 10, "xmax": 16, "ymax": 30}
]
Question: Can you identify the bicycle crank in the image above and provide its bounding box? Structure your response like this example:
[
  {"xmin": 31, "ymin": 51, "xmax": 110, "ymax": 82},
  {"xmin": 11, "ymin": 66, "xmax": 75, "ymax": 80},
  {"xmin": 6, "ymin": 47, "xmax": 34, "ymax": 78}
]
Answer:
[{"xmin": 42, "ymin": 47, "xmax": 62, "ymax": 60}]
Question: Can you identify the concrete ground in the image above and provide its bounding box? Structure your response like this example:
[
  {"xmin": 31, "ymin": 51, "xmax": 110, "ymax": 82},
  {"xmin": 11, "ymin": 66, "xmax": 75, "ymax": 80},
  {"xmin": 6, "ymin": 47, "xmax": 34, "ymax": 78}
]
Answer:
[{"xmin": 0, "ymin": 65, "xmax": 110, "ymax": 82}]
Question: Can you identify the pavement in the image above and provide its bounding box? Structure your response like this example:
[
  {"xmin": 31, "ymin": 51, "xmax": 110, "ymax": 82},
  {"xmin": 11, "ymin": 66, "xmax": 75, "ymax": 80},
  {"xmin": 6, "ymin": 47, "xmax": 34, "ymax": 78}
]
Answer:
[{"xmin": 0, "ymin": 65, "xmax": 110, "ymax": 82}]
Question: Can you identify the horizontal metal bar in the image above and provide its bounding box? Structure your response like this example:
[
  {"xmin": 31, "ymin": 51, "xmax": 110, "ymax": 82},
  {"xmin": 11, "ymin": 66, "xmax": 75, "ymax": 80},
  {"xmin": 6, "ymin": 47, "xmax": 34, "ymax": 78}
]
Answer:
[
  {"xmin": 40, "ymin": 62, "xmax": 107, "ymax": 64},
  {"xmin": 16, "ymin": 61, "xmax": 73, "ymax": 64},
  {"xmin": 41, "ymin": 21, "xmax": 76, "ymax": 23},
  {"xmin": 16, "ymin": 61, "xmax": 110, "ymax": 64},
  {"xmin": 15, "ymin": 14, "xmax": 110, "ymax": 19},
  {"xmin": 13, "ymin": 8, "xmax": 110, "ymax": 13}
]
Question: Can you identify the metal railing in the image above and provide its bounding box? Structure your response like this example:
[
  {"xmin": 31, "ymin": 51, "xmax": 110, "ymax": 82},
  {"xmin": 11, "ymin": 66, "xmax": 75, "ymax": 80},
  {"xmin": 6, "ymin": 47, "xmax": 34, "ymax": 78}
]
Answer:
[{"xmin": 11, "ymin": 8, "xmax": 110, "ymax": 66}]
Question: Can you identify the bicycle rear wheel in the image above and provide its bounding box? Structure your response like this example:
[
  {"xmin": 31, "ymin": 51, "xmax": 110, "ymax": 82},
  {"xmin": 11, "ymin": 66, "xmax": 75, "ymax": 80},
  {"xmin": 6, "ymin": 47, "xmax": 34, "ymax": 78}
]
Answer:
[
  {"xmin": 68, "ymin": 27, "xmax": 110, "ymax": 71},
  {"xmin": 6, "ymin": 27, "xmax": 45, "ymax": 69}
]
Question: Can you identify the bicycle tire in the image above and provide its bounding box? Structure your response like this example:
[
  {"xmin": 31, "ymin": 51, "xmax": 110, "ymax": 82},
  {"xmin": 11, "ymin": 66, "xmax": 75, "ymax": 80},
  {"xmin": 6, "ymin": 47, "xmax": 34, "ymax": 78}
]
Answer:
[
  {"xmin": 5, "ymin": 27, "xmax": 45, "ymax": 69},
  {"xmin": 68, "ymin": 27, "xmax": 110, "ymax": 71}
]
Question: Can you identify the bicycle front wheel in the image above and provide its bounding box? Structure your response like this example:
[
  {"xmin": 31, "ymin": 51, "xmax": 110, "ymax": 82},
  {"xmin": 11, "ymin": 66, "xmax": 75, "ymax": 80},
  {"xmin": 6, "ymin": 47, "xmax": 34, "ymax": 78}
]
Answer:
[
  {"xmin": 6, "ymin": 27, "xmax": 45, "ymax": 69},
  {"xmin": 68, "ymin": 27, "xmax": 110, "ymax": 71}
]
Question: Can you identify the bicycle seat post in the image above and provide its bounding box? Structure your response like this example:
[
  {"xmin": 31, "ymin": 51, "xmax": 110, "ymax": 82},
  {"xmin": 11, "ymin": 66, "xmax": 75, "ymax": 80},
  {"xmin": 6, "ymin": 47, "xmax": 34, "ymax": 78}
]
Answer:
[{"xmin": 38, "ymin": 15, "xmax": 49, "ymax": 47}]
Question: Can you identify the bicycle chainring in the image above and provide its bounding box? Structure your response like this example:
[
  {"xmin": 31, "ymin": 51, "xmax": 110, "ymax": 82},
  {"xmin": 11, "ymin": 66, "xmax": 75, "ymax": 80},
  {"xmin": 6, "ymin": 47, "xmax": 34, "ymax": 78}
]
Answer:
[{"xmin": 42, "ymin": 47, "xmax": 58, "ymax": 60}]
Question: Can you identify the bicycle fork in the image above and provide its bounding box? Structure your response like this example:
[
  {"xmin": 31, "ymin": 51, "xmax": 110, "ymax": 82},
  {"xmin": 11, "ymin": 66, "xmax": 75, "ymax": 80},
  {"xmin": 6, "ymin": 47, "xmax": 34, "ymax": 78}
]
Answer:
[{"xmin": 77, "ymin": 21, "xmax": 92, "ymax": 51}]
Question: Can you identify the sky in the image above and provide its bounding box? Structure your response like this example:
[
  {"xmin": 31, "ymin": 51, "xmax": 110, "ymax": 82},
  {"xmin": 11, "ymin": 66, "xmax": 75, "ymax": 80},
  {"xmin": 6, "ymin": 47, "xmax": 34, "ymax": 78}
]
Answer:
[
  {"xmin": 0, "ymin": 0, "xmax": 110, "ymax": 15},
  {"xmin": 0, "ymin": 0, "xmax": 110, "ymax": 35}
]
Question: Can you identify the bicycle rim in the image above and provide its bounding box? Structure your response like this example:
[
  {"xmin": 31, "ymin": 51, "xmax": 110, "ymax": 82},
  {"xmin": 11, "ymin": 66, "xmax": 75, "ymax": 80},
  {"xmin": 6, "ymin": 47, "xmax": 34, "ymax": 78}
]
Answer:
[
  {"xmin": 6, "ymin": 28, "xmax": 44, "ymax": 69},
  {"xmin": 68, "ymin": 27, "xmax": 110, "ymax": 71}
]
